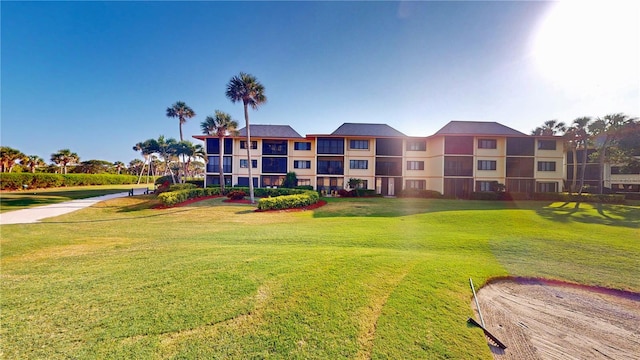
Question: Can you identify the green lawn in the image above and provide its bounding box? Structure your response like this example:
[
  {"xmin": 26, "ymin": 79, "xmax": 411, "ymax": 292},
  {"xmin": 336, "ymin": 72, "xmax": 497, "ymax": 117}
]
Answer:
[
  {"xmin": 1, "ymin": 196, "xmax": 638, "ymax": 359},
  {"xmin": 0, "ymin": 184, "xmax": 152, "ymax": 213}
]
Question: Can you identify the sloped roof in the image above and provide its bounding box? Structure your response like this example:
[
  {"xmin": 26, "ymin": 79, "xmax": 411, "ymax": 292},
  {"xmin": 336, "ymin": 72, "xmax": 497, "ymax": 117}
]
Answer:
[
  {"xmin": 330, "ymin": 123, "xmax": 406, "ymax": 137},
  {"xmin": 433, "ymin": 121, "xmax": 526, "ymax": 136},
  {"xmin": 237, "ymin": 125, "xmax": 303, "ymax": 138}
]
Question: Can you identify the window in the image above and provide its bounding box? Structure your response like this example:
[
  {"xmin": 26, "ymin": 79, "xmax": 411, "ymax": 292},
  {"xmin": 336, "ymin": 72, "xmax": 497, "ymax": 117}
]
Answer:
[
  {"xmin": 297, "ymin": 178, "xmax": 311, "ymax": 186},
  {"xmin": 476, "ymin": 181, "xmax": 495, "ymax": 192},
  {"xmin": 294, "ymin": 160, "xmax": 311, "ymax": 169},
  {"xmin": 538, "ymin": 140, "xmax": 557, "ymax": 150},
  {"xmin": 537, "ymin": 182, "xmax": 558, "ymax": 192},
  {"xmin": 240, "ymin": 159, "xmax": 258, "ymax": 168},
  {"xmin": 240, "ymin": 140, "xmax": 258, "ymax": 149},
  {"xmin": 537, "ymin": 161, "xmax": 556, "ymax": 171},
  {"xmin": 206, "ymin": 138, "xmax": 233, "ymax": 155},
  {"xmin": 349, "ymin": 139, "xmax": 369, "ymax": 150},
  {"xmin": 207, "ymin": 156, "xmax": 232, "ymax": 173},
  {"xmin": 294, "ymin": 142, "xmax": 311, "ymax": 150},
  {"xmin": 375, "ymin": 158, "xmax": 402, "ymax": 176},
  {"xmin": 317, "ymin": 138, "xmax": 344, "ymax": 154},
  {"xmin": 445, "ymin": 136, "xmax": 474, "ymax": 154},
  {"xmin": 506, "ymin": 157, "xmax": 534, "ymax": 177},
  {"xmin": 477, "ymin": 160, "xmax": 497, "ymax": 170},
  {"xmin": 262, "ymin": 157, "xmax": 287, "ymax": 173},
  {"xmin": 262, "ymin": 175, "xmax": 285, "ymax": 187},
  {"xmin": 406, "ymin": 161, "xmax": 425, "ymax": 170},
  {"xmin": 349, "ymin": 160, "xmax": 368, "ymax": 169},
  {"xmin": 317, "ymin": 159, "xmax": 344, "ymax": 175},
  {"xmin": 506, "ymin": 137, "xmax": 535, "ymax": 156},
  {"xmin": 478, "ymin": 139, "xmax": 497, "ymax": 149},
  {"xmin": 444, "ymin": 156, "xmax": 473, "ymax": 176},
  {"xmin": 406, "ymin": 180, "xmax": 426, "ymax": 189},
  {"xmin": 262, "ymin": 140, "xmax": 287, "ymax": 155},
  {"xmin": 376, "ymin": 138, "xmax": 403, "ymax": 156},
  {"xmin": 406, "ymin": 140, "xmax": 426, "ymax": 151}
]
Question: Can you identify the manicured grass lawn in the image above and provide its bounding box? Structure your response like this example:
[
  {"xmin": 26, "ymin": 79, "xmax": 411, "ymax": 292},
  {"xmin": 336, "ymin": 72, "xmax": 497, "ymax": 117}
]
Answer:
[
  {"xmin": 1, "ymin": 196, "xmax": 638, "ymax": 359},
  {"xmin": 0, "ymin": 184, "xmax": 152, "ymax": 213}
]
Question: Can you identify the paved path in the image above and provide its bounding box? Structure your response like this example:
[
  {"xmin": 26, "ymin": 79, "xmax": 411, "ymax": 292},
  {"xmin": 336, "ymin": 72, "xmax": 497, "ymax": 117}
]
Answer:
[{"xmin": 0, "ymin": 189, "xmax": 147, "ymax": 225}]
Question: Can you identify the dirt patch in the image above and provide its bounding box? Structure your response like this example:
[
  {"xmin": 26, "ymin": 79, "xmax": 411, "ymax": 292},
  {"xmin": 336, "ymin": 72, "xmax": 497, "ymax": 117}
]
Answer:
[{"xmin": 473, "ymin": 278, "xmax": 640, "ymax": 359}]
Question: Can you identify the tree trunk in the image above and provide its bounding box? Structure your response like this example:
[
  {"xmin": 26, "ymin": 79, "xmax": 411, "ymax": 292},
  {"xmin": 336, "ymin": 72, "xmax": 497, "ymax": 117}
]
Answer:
[
  {"xmin": 244, "ymin": 103, "xmax": 255, "ymax": 203},
  {"xmin": 571, "ymin": 148, "xmax": 578, "ymax": 192},
  {"xmin": 219, "ymin": 136, "xmax": 225, "ymax": 193},
  {"xmin": 578, "ymin": 144, "xmax": 588, "ymax": 195}
]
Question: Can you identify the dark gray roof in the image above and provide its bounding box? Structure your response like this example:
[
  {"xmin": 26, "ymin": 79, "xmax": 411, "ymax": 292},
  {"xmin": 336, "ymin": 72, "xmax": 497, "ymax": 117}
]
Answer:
[
  {"xmin": 330, "ymin": 123, "xmax": 406, "ymax": 137},
  {"xmin": 434, "ymin": 121, "xmax": 526, "ymax": 136},
  {"xmin": 237, "ymin": 125, "xmax": 303, "ymax": 138}
]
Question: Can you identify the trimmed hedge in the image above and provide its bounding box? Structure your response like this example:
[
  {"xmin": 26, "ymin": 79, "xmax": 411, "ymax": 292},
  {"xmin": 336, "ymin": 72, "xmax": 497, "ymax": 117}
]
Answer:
[
  {"xmin": 157, "ymin": 187, "xmax": 222, "ymax": 207},
  {"xmin": 257, "ymin": 191, "xmax": 320, "ymax": 211},
  {"xmin": 0, "ymin": 173, "xmax": 140, "ymax": 191},
  {"xmin": 396, "ymin": 189, "xmax": 444, "ymax": 199}
]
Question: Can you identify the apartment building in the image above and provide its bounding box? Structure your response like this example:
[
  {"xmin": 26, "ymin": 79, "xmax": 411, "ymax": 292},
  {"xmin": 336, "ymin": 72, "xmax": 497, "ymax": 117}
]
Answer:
[{"xmin": 193, "ymin": 121, "xmax": 578, "ymax": 197}]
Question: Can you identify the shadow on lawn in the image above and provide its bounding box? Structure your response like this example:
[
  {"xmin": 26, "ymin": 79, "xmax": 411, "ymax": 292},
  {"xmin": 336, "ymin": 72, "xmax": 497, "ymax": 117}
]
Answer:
[{"xmin": 535, "ymin": 202, "xmax": 640, "ymax": 228}]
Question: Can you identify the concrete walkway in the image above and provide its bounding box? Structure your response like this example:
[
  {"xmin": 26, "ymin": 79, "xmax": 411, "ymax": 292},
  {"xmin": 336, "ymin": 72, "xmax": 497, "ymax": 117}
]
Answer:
[{"xmin": 0, "ymin": 189, "xmax": 147, "ymax": 225}]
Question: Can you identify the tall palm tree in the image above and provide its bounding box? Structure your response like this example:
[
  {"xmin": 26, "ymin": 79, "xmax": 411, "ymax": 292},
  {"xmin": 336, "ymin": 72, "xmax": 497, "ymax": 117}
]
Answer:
[
  {"xmin": 50, "ymin": 149, "xmax": 79, "ymax": 174},
  {"xmin": 166, "ymin": 101, "xmax": 196, "ymax": 142},
  {"xmin": 133, "ymin": 139, "xmax": 159, "ymax": 184},
  {"xmin": 531, "ymin": 119, "xmax": 567, "ymax": 136},
  {"xmin": 156, "ymin": 135, "xmax": 179, "ymax": 183},
  {"xmin": 201, "ymin": 110, "xmax": 239, "ymax": 192},
  {"xmin": 25, "ymin": 155, "xmax": 45, "ymax": 173},
  {"xmin": 225, "ymin": 72, "xmax": 267, "ymax": 203},
  {"xmin": 589, "ymin": 113, "xmax": 633, "ymax": 194},
  {"xmin": 569, "ymin": 117, "xmax": 592, "ymax": 194},
  {"xmin": 174, "ymin": 140, "xmax": 204, "ymax": 181}
]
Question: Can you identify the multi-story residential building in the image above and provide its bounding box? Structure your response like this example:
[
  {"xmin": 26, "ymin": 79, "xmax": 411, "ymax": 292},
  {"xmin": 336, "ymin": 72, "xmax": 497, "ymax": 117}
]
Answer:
[{"xmin": 194, "ymin": 120, "xmax": 637, "ymax": 197}]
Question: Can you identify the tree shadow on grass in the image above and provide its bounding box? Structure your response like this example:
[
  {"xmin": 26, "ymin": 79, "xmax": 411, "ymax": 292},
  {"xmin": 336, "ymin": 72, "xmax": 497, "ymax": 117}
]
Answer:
[{"xmin": 536, "ymin": 202, "xmax": 640, "ymax": 228}]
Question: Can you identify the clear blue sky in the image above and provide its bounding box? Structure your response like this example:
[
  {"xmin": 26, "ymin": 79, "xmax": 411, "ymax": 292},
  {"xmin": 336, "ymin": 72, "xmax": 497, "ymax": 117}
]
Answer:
[{"xmin": 2, "ymin": 1, "xmax": 638, "ymax": 163}]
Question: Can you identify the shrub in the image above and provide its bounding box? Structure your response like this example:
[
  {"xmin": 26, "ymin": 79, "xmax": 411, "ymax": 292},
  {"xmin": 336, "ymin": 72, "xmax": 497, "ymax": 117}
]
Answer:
[
  {"xmin": 169, "ymin": 183, "xmax": 197, "ymax": 192},
  {"xmin": 257, "ymin": 191, "xmax": 319, "ymax": 211},
  {"xmin": 396, "ymin": 189, "xmax": 443, "ymax": 199},
  {"xmin": 0, "ymin": 173, "xmax": 139, "ymax": 190},
  {"xmin": 227, "ymin": 190, "xmax": 246, "ymax": 200},
  {"xmin": 157, "ymin": 187, "xmax": 222, "ymax": 207}
]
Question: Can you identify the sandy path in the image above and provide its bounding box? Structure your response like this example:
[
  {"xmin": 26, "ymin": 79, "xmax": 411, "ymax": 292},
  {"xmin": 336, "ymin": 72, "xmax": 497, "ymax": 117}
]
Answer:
[{"xmin": 473, "ymin": 279, "xmax": 640, "ymax": 360}]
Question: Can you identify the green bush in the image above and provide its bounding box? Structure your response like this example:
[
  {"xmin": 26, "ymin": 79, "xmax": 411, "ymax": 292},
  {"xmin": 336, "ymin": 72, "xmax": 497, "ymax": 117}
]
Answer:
[
  {"xmin": 470, "ymin": 191, "xmax": 502, "ymax": 200},
  {"xmin": 257, "ymin": 191, "xmax": 319, "ymax": 211},
  {"xmin": 0, "ymin": 173, "xmax": 139, "ymax": 190},
  {"xmin": 157, "ymin": 187, "xmax": 222, "ymax": 207},
  {"xmin": 396, "ymin": 189, "xmax": 443, "ymax": 199},
  {"xmin": 227, "ymin": 190, "xmax": 246, "ymax": 200},
  {"xmin": 169, "ymin": 183, "xmax": 197, "ymax": 192}
]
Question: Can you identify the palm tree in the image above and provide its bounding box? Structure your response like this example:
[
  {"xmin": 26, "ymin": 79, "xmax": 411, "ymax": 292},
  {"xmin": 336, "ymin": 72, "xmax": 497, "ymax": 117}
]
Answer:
[
  {"xmin": 589, "ymin": 113, "xmax": 633, "ymax": 194},
  {"xmin": 113, "ymin": 161, "xmax": 125, "ymax": 174},
  {"xmin": 226, "ymin": 72, "xmax": 267, "ymax": 203},
  {"xmin": 201, "ymin": 110, "xmax": 239, "ymax": 192},
  {"xmin": 569, "ymin": 117, "xmax": 592, "ymax": 194},
  {"xmin": 50, "ymin": 149, "xmax": 79, "ymax": 174},
  {"xmin": 531, "ymin": 120, "xmax": 567, "ymax": 136},
  {"xmin": 174, "ymin": 140, "xmax": 204, "ymax": 181},
  {"xmin": 133, "ymin": 139, "xmax": 159, "ymax": 184},
  {"xmin": 25, "ymin": 155, "xmax": 45, "ymax": 173},
  {"xmin": 156, "ymin": 135, "xmax": 179, "ymax": 183},
  {"xmin": 166, "ymin": 101, "xmax": 196, "ymax": 142},
  {"xmin": 0, "ymin": 146, "xmax": 25, "ymax": 173}
]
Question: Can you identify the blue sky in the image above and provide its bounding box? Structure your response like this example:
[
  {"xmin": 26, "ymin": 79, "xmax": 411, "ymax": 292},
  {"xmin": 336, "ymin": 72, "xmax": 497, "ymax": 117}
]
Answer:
[{"xmin": 2, "ymin": 1, "xmax": 638, "ymax": 163}]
